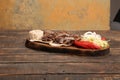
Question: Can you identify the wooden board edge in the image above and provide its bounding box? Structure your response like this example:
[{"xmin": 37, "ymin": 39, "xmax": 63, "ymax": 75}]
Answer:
[{"xmin": 25, "ymin": 39, "xmax": 110, "ymax": 56}]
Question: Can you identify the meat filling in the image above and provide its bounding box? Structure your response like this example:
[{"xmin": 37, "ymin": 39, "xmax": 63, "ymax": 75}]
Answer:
[{"xmin": 41, "ymin": 30, "xmax": 79, "ymax": 46}]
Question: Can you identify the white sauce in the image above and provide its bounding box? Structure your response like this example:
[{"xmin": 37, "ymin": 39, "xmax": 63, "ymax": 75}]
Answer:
[{"xmin": 29, "ymin": 30, "xmax": 44, "ymax": 41}]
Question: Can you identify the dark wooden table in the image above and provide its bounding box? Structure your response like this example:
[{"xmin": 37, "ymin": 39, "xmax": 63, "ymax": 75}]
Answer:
[{"xmin": 0, "ymin": 30, "xmax": 120, "ymax": 80}]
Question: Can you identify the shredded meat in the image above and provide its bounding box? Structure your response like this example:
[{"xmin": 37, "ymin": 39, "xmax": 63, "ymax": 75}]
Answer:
[{"xmin": 41, "ymin": 30, "xmax": 80, "ymax": 46}]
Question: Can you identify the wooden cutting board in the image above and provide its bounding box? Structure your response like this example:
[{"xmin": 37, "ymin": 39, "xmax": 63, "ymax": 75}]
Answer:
[{"xmin": 25, "ymin": 39, "xmax": 110, "ymax": 56}]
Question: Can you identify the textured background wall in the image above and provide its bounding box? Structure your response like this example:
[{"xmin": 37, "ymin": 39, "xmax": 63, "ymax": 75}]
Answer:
[{"xmin": 0, "ymin": 0, "xmax": 110, "ymax": 30}]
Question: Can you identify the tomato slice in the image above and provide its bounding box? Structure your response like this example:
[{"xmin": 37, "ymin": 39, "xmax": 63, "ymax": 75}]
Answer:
[
  {"xmin": 101, "ymin": 37, "xmax": 106, "ymax": 40},
  {"xmin": 74, "ymin": 40, "xmax": 101, "ymax": 49}
]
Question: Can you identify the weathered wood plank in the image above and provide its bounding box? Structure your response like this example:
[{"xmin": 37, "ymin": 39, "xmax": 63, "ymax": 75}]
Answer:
[
  {"xmin": 0, "ymin": 75, "xmax": 45, "ymax": 80},
  {"xmin": 0, "ymin": 63, "xmax": 119, "ymax": 75},
  {"xmin": 0, "ymin": 48, "xmax": 119, "ymax": 63},
  {"xmin": 46, "ymin": 74, "xmax": 120, "ymax": 80},
  {"xmin": 0, "ymin": 54, "xmax": 119, "ymax": 63},
  {"xmin": 0, "ymin": 74, "xmax": 120, "ymax": 80},
  {"xmin": 0, "ymin": 48, "xmax": 41, "ymax": 54},
  {"xmin": 0, "ymin": 31, "xmax": 120, "ymax": 48},
  {"xmin": 0, "ymin": 37, "xmax": 119, "ymax": 48}
]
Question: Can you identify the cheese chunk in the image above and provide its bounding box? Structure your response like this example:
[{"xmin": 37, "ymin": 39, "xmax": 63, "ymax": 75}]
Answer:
[{"xmin": 29, "ymin": 30, "xmax": 44, "ymax": 41}]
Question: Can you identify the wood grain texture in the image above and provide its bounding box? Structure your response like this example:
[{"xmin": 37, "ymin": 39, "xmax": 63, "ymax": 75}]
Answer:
[
  {"xmin": 0, "ymin": 30, "xmax": 120, "ymax": 79},
  {"xmin": 0, "ymin": 49, "xmax": 119, "ymax": 63},
  {"xmin": 0, "ymin": 63, "xmax": 119, "ymax": 74},
  {"xmin": 0, "ymin": 74, "xmax": 120, "ymax": 80},
  {"xmin": 0, "ymin": 0, "xmax": 110, "ymax": 30}
]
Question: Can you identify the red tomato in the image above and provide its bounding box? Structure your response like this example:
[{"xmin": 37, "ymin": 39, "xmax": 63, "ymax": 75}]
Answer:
[
  {"xmin": 74, "ymin": 40, "xmax": 101, "ymax": 49},
  {"xmin": 101, "ymin": 37, "xmax": 106, "ymax": 40}
]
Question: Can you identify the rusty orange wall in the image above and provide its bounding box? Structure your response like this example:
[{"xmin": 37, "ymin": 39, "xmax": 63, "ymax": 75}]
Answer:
[{"xmin": 0, "ymin": 0, "xmax": 110, "ymax": 30}]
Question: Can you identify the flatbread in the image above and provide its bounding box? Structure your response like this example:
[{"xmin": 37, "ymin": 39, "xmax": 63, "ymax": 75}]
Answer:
[{"xmin": 25, "ymin": 39, "xmax": 110, "ymax": 56}]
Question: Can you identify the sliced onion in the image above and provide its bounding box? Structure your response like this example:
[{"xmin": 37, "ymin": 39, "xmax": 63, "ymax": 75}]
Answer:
[{"xmin": 49, "ymin": 42, "xmax": 69, "ymax": 47}]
